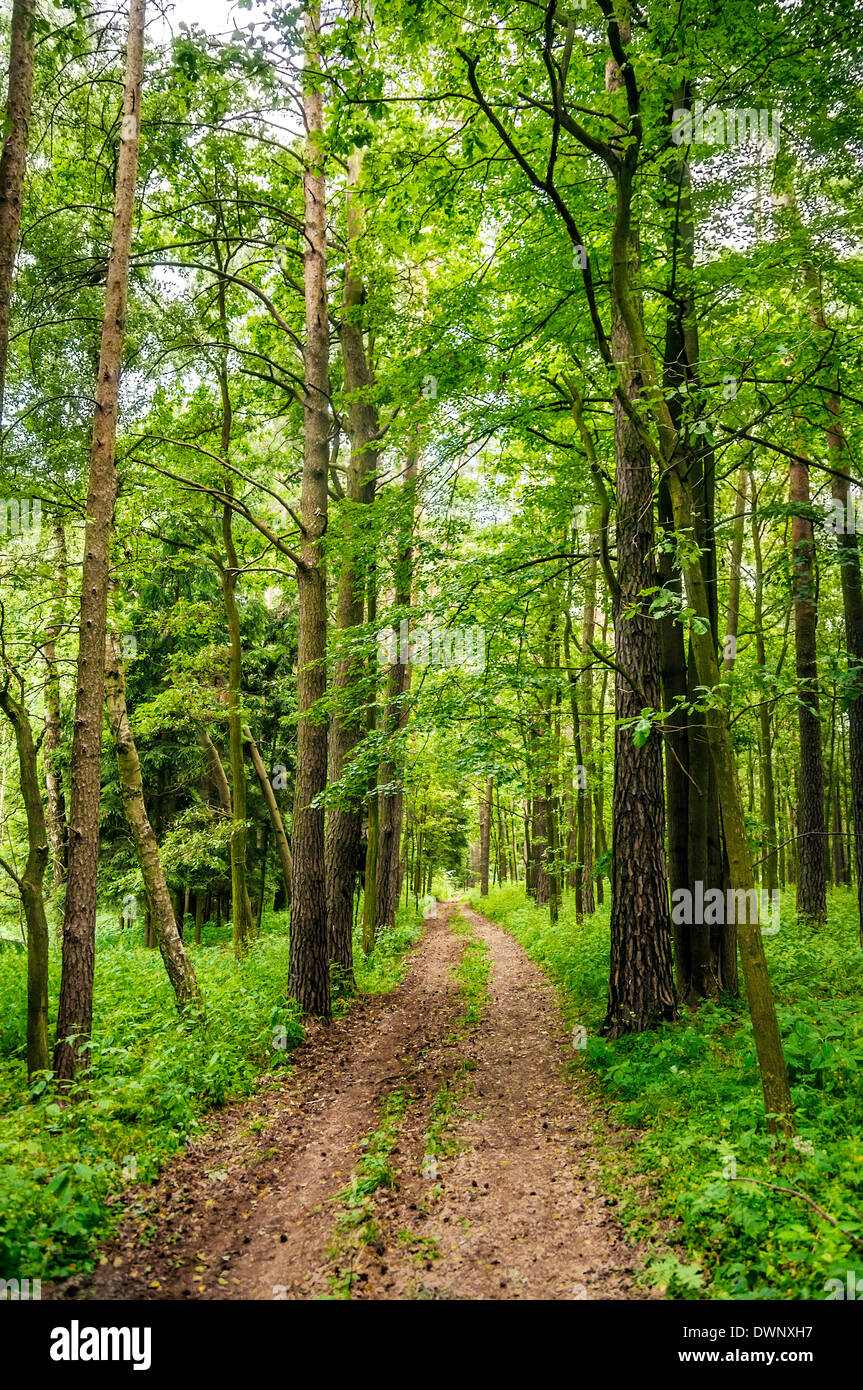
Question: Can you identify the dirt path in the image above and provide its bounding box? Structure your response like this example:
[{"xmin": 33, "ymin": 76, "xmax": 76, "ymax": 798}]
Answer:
[
  {"xmin": 53, "ymin": 902, "xmax": 642, "ymax": 1301},
  {"xmin": 341, "ymin": 904, "xmax": 639, "ymax": 1300}
]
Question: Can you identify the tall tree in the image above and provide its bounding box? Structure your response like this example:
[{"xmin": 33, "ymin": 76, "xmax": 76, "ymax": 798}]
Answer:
[
  {"xmin": 0, "ymin": 0, "xmax": 36, "ymax": 423},
  {"xmin": 54, "ymin": 0, "xmax": 147, "ymax": 1080},
  {"xmin": 288, "ymin": 3, "xmax": 331, "ymax": 1017},
  {"xmin": 376, "ymin": 448, "xmax": 418, "ymax": 929},
  {"xmin": 789, "ymin": 451, "xmax": 827, "ymax": 922},
  {"xmin": 326, "ymin": 141, "xmax": 379, "ymax": 981},
  {"xmin": 803, "ymin": 262, "xmax": 863, "ymax": 942},
  {"xmin": 750, "ymin": 474, "xmax": 779, "ymax": 894}
]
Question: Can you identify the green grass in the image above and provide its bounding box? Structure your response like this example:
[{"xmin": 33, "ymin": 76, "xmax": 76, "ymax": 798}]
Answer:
[
  {"xmin": 333, "ymin": 1087, "xmax": 410, "ymax": 1233},
  {"xmin": 422, "ymin": 910, "xmax": 491, "ymax": 1163},
  {"xmin": 471, "ymin": 882, "xmax": 863, "ymax": 1300},
  {"xmin": 326, "ymin": 1086, "xmax": 413, "ymax": 1298},
  {"xmin": 449, "ymin": 910, "xmax": 491, "ymax": 1030},
  {"xmin": 0, "ymin": 900, "xmax": 422, "ymax": 1283}
]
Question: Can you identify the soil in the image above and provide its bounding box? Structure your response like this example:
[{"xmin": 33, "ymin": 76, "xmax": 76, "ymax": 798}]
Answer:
[{"xmin": 49, "ymin": 902, "xmax": 645, "ymax": 1301}]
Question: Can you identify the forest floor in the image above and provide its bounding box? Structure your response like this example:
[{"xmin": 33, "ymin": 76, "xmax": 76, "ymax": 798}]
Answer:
[{"xmin": 48, "ymin": 902, "xmax": 643, "ymax": 1301}]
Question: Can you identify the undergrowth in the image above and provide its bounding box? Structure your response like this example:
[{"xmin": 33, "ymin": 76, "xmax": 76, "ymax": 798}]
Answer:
[{"xmin": 0, "ymin": 901, "xmax": 422, "ymax": 1283}]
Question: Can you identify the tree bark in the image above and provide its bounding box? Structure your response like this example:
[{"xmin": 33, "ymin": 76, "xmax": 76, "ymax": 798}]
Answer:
[
  {"xmin": 0, "ymin": 0, "xmax": 36, "ymax": 424},
  {"xmin": 54, "ymin": 0, "xmax": 146, "ymax": 1080}
]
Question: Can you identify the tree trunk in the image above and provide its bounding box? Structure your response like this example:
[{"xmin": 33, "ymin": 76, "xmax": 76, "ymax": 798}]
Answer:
[
  {"xmin": 532, "ymin": 796, "xmax": 549, "ymax": 907},
  {"xmin": 325, "ymin": 137, "xmax": 379, "ymax": 978},
  {"xmin": 0, "ymin": 0, "xmax": 35, "ymax": 424},
  {"xmin": 54, "ymin": 0, "xmax": 146, "ymax": 1081},
  {"xmin": 603, "ymin": 192, "xmax": 677, "ymax": 1034},
  {"xmin": 723, "ymin": 465, "xmax": 747, "ymax": 673},
  {"xmin": 659, "ymin": 82, "xmax": 731, "ymax": 998},
  {"xmin": 479, "ymin": 774, "xmax": 493, "ymax": 896},
  {"xmin": 104, "ymin": 633, "xmax": 201, "ymax": 1010},
  {"xmin": 288, "ymin": 2, "xmax": 330, "ymax": 1017},
  {"xmin": 687, "ymin": 647, "xmax": 719, "ymax": 1000},
  {"xmin": 563, "ymin": 608, "xmax": 586, "ymax": 920},
  {"xmin": 244, "ymin": 725, "xmax": 292, "ymax": 902},
  {"xmin": 41, "ymin": 513, "xmax": 68, "ymax": 894},
  {"xmin": 362, "ymin": 563, "xmax": 378, "ymax": 952},
  {"xmin": 0, "ymin": 682, "xmax": 50, "ymax": 1074},
  {"xmin": 664, "ymin": 463, "xmax": 793, "ymax": 1132},
  {"xmin": 598, "ymin": 62, "xmax": 792, "ymax": 1123},
  {"xmin": 659, "ymin": 473, "xmax": 690, "ymax": 993},
  {"xmin": 376, "ymin": 449, "xmax": 418, "ymax": 929},
  {"xmin": 198, "ymin": 726, "xmax": 232, "ymax": 815},
  {"xmin": 750, "ymin": 473, "xmax": 778, "ymax": 893},
  {"xmin": 803, "ymin": 260, "xmax": 863, "ymax": 941},
  {"xmin": 594, "ymin": 635, "xmax": 608, "ymax": 906},
  {"xmin": 496, "ymin": 794, "xmax": 508, "ymax": 885},
  {"xmin": 579, "ymin": 541, "xmax": 596, "ymax": 914},
  {"xmin": 220, "ymin": 514, "xmax": 255, "ymax": 955}
]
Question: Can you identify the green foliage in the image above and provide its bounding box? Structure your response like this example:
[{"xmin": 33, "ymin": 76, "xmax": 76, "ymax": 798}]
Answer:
[{"xmin": 473, "ymin": 883, "xmax": 863, "ymax": 1300}]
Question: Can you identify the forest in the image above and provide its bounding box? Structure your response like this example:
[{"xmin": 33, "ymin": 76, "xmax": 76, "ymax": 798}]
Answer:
[{"xmin": 0, "ymin": 0, "xmax": 862, "ymax": 1316}]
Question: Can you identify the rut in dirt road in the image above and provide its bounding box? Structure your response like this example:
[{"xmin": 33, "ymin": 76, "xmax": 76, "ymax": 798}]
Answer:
[{"xmin": 56, "ymin": 901, "xmax": 643, "ymax": 1301}]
